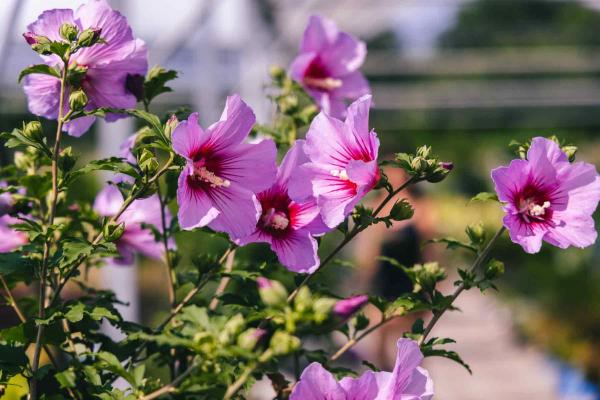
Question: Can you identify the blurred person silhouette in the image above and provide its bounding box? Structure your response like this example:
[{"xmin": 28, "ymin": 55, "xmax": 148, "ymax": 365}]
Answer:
[{"xmin": 350, "ymin": 164, "xmax": 438, "ymax": 369}]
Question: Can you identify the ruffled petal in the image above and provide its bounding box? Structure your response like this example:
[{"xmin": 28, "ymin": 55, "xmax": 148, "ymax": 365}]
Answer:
[
  {"xmin": 277, "ymin": 140, "xmax": 310, "ymax": 188},
  {"xmin": 304, "ymin": 112, "xmax": 354, "ymax": 168},
  {"xmin": 319, "ymin": 30, "xmax": 366, "ymax": 77},
  {"xmin": 504, "ymin": 213, "xmax": 545, "ymax": 254},
  {"xmin": 172, "ymin": 113, "xmax": 208, "ymax": 159},
  {"xmin": 375, "ymin": 339, "xmax": 424, "ymax": 399},
  {"xmin": 290, "ymin": 362, "xmax": 346, "ymax": 400},
  {"xmin": 300, "ymin": 15, "xmax": 339, "ymax": 53},
  {"xmin": 339, "ymin": 370, "xmax": 379, "ymax": 400},
  {"xmin": 402, "ymin": 367, "xmax": 434, "ymax": 400},
  {"xmin": 545, "ymin": 211, "xmax": 597, "ymax": 250},
  {"xmin": 555, "ymin": 161, "xmax": 600, "ymax": 215},
  {"xmin": 205, "ymin": 95, "xmax": 256, "ymax": 152},
  {"xmin": 23, "ymin": 73, "xmax": 60, "ymax": 120},
  {"xmin": 289, "ymin": 199, "xmax": 320, "ymax": 231},
  {"xmin": 271, "ymin": 229, "xmax": 319, "ymax": 273},
  {"xmin": 27, "ymin": 8, "xmax": 76, "ymax": 42},
  {"xmin": 491, "ymin": 159, "xmax": 531, "ymax": 203},
  {"xmin": 206, "ymin": 185, "xmax": 261, "ymax": 239}
]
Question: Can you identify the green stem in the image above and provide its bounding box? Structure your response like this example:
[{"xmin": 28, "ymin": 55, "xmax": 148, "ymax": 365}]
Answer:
[
  {"xmin": 418, "ymin": 226, "xmax": 506, "ymax": 346},
  {"xmin": 330, "ymin": 317, "xmax": 393, "ymax": 361},
  {"xmin": 30, "ymin": 55, "xmax": 70, "ymax": 400},
  {"xmin": 223, "ymin": 349, "xmax": 273, "ymax": 400}
]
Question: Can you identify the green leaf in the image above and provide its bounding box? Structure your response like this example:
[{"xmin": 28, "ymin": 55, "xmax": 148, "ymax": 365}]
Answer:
[
  {"xmin": 64, "ymin": 302, "xmax": 85, "ymax": 323},
  {"xmin": 144, "ymin": 66, "xmax": 178, "ymax": 104},
  {"xmin": 470, "ymin": 192, "xmax": 499, "ymax": 203},
  {"xmin": 0, "ymin": 252, "xmax": 36, "ymax": 283},
  {"xmin": 428, "ymin": 237, "xmax": 477, "ymax": 253},
  {"xmin": 55, "ymin": 368, "xmax": 77, "ymax": 389},
  {"xmin": 60, "ymin": 239, "xmax": 94, "ymax": 269},
  {"xmin": 95, "ymin": 351, "xmax": 136, "ymax": 387},
  {"xmin": 18, "ymin": 64, "xmax": 60, "ymax": 83},
  {"xmin": 65, "ymin": 157, "xmax": 139, "ymax": 185},
  {"xmin": 0, "ymin": 344, "xmax": 28, "ymax": 374},
  {"xmin": 422, "ymin": 347, "xmax": 472, "ymax": 374}
]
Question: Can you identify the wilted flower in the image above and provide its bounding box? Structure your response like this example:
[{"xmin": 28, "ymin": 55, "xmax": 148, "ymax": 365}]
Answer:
[
  {"xmin": 236, "ymin": 141, "xmax": 330, "ymax": 273},
  {"xmin": 173, "ymin": 95, "xmax": 277, "ymax": 238},
  {"xmin": 333, "ymin": 294, "xmax": 369, "ymax": 319},
  {"xmin": 23, "ymin": 0, "xmax": 148, "ymax": 137},
  {"xmin": 291, "ymin": 339, "xmax": 433, "ymax": 399},
  {"xmin": 492, "ymin": 137, "xmax": 600, "ymax": 253},
  {"xmin": 93, "ymin": 184, "xmax": 174, "ymax": 264},
  {"xmin": 289, "ymin": 95, "xmax": 379, "ymax": 228},
  {"xmin": 290, "ymin": 15, "xmax": 370, "ymax": 118}
]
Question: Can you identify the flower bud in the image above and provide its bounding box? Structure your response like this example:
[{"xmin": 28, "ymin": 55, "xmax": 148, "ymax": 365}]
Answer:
[
  {"xmin": 77, "ymin": 27, "xmax": 102, "ymax": 47},
  {"xmin": 23, "ymin": 121, "xmax": 43, "ymax": 141},
  {"xmin": 14, "ymin": 152, "xmax": 29, "ymax": 171},
  {"xmin": 257, "ymin": 277, "xmax": 288, "ymax": 307},
  {"xmin": 484, "ymin": 259, "xmax": 505, "ymax": 280},
  {"xmin": 103, "ymin": 221, "xmax": 125, "ymax": 242},
  {"xmin": 59, "ymin": 23, "xmax": 79, "ymax": 42},
  {"xmin": 465, "ymin": 223, "xmax": 485, "ymax": 246},
  {"xmin": 219, "ymin": 314, "xmax": 245, "ymax": 344},
  {"xmin": 416, "ymin": 145, "xmax": 431, "ymax": 158},
  {"xmin": 269, "ymin": 65, "xmax": 286, "ymax": 82},
  {"xmin": 426, "ymin": 162, "xmax": 453, "ymax": 183},
  {"xmin": 440, "ymin": 162, "xmax": 454, "ymax": 171},
  {"xmin": 333, "ymin": 295, "xmax": 369, "ymax": 320},
  {"xmin": 164, "ymin": 115, "xmax": 179, "ymax": 139},
  {"xmin": 69, "ymin": 90, "xmax": 88, "ymax": 111},
  {"xmin": 389, "ymin": 199, "xmax": 414, "ymax": 221},
  {"xmin": 237, "ymin": 328, "xmax": 266, "ymax": 350},
  {"xmin": 293, "ymin": 286, "xmax": 312, "ymax": 313},
  {"xmin": 138, "ymin": 149, "xmax": 159, "ymax": 175},
  {"xmin": 58, "ymin": 146, "xmax": 76, "ymax": 173},
  {"xmin": 23, "ymin": 32, "xmax": 50, "ymax": 46},
  {"xmin": 312, "ymin": 297, "xmax": 336, "ymax": 323},
  {"xmin": 269, "ymin": 331, "xmax": 300, "ymax": 355}
]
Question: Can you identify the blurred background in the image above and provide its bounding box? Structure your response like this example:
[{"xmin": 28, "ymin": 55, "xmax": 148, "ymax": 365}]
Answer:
[{"xmin": 1, "ymin": 0, "xmax": 600, "ymax": 399}]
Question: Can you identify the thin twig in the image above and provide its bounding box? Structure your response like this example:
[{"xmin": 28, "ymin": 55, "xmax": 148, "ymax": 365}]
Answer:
[
  {"xmin": 223, "ymin": 349, "xmax": 273, "ymax": 400},
  {"xmin": 208, "ymin": 249, "xmax": 236, "ymax": 311},
  {"xmin": 329, "ymin": 317, "xmax": 393, "ymax": 361},
  {"xmin": 140, "ymin": 363, "xmax": 198, "ymax": 400},
  {"xmin": 418, "ymin": 226, "xmax": 506, "ymax": 346}
]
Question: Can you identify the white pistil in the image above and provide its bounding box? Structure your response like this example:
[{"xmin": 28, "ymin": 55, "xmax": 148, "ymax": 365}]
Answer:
[
  {"xmin": 304, "ymin": 76, "xmax": 343, "ymax": 91},
  {"xmin": 262, "ymin": 208, "xmax": 289, "ymax": 230},
  {"xmin": 330, "ymin": 169, "xmax": 349, "ymax": 180},
  {"xmin": 194, "ymin": 167, "xmax": 230, "ymax": 188},
  {"xmin": 529, "ymin": 201, "xmax": 550, "ymax": 217}
]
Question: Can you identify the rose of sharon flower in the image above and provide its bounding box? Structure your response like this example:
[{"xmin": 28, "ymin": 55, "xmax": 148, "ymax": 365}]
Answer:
[
  {"xmin": 290, "ymin": 15, "xmax": 370, "ymax": 118},
  {"xmin": 290, "ymin": 95, "xmax": 379, "ymax": 229},
  {"xmin": 23, "ymin": 0, "xmax": 148, "ymax": 137},
  {"xmin": 333, "ymin": 294, "xmax": 369, "ymax": 320},
  {"xmin": 291, "ymin": 339, "xmax": 433, "ymax": 400},
  {"xmin": 173, "ymin": 95, "xmax": 277, "ymax": 238},
  {"xmin": 235, "ymin": 141, "xmax": 330, "ymax": 273},
  {"xmin": 0, "ymin": 183, "xmax": 28, "ymax": 252},
  {"xmin": 94, "ymin": 185, "xmax": 173, "ymax": 265},
  {"xmin": 492, "ymin": 137, "xmax": 600, "ymax": 253}
]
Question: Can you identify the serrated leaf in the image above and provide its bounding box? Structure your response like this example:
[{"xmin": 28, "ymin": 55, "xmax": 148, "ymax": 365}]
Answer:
[
  {"xmin": 422, "ymin": 347, "xmax": 472, "ymax": 374},
  {"xmin": 64, "ymin": 302, "xmax": 85, "ymax": 323},
  {"xmin": 18, "ymin": 64, "xmax": 60, "ymax": 83}
]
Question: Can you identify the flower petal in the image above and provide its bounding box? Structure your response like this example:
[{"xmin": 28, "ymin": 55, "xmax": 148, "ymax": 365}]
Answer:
[
  {"xmin": 339, "ymin": 370, "xmax": 379, "ymax": 400},
  {"xmin": 207, "ymin": 185, "xmax": 261, "ymax": 239},
  {"xmin": 94, "ymin": 185, "xmax": 124, "ymax": 216},
  {"xmin": 271, "ymin": 229, "xmax": 319, "ymax": 273},
  {"xmin": 504, "ymin": 213, "xmax": 545, "ymax": 254},
  {"xmin": 172, "ymin": 113, "xmax": 207, "ymax": 159},
  {"xmin": 334, "ymin": 70, "xmax": 371, "ymax": 99},
  {"xmin": 206, "ymin": 95, "xmax": 256, "ymax": 152},
  {"xmin": 218, "ymin": 139, "xmax": 277, "ymax": 193},
  {"xmin": 545, "ymin": 211, "xmax": 597, "ymax": 250},
  {"xmin": 176, "ymin": 165, "xmax": 220, "ymax": 230},
  {"xmin": 375, "ymin": 339, "xmax": 424, "ymax": 399},
  {"xmin": 300, "ymin": 15, "xmax": 339, "ymax": 53},
  {"xmin": 491, "ymin": 159, "xmax": 531, "ymax": 203},
  {"xmin": 23, "ymin": 73, "xmax": 60, "ymax": 120},
  {"xmin": 290, "ymin": 362, "xmax": 346, "ymax": 400},
  {"xmin": 402, "ymin": 367, "xmax": 434, "ymax": 400}
]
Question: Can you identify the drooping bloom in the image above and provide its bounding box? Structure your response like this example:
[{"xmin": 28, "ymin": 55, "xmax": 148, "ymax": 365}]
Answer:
[
  {"xmin": 290, "ymin": 15, "xmax": 370, "ymax": 118},
  {"xmin": 333, "ymin": 294, "xmax": 369, "ymax": 319},
  {"xmin": 236, "ymin": 141, "xmax": 330, "ymax": 273},
  {"xmin": 94, "ymin": 184, "xmax": 173, "ymax": 265},
  {"xmin": 291, "ymin": 339, "xmax": 433, "ymax": 400},
  {"xmin": 23, "ymin": 0, "xmax": 148, "ymax": 137},
  {"xmin": 491, "ymin": 137, "xmax": 600, "ymax": 253},
  {"xmin": 173, "ymin": 95, "xmax": 277, "ymax": 238},
  {"xmin": 290, "ymin": 95, "xmax": 379, "ymax": 229}
]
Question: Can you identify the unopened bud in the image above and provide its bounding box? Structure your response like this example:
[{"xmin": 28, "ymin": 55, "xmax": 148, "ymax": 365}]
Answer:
[
  {"xmin": 294, "ymin": 286, "xmax": 312, "ymax": 313},
  {"xmin": 59, "ymin": 23, "xmax": 79, "ymax": 42},
  {"xmin": 333, "ymin": 295, "xmax": 369, "ymax": 320},
  {"xmin": 389, "ymin": 199, "xmax": 414, "ymax": 221},
  {"xmin": 77, "ymin": 27, "xmax": 102, "ymax": 47},
  {"xmin": 416, "ymin": 145, "xmax": 431, "ymax": 158},
  {"xmin": 23, "ymin": 121, "xmax": 43, "ymax": 141},
  {"xmin": 219, "ymin": 314, "xmax": 245, "ymax": 344},
  {"xmin": 440, "ymin": 162, "xmax": 454, "ymax": 171},
  {"xmin": 257, "ymin": 277, "xmax": 288, "ymax": 307},
  {"xmin": 465, "ymin": 223, "xmax": 485, "ymax": 246},
  {"xmin": 269, "ymin": 65, "xmax": 286, "ymax": 82},
  {"xmin": 69, "ymin": 90, "xmax": 88, "ymax": 111},
  {"xmin": 138, "ymin": 149, "xmax": 159, "ymax": 175},
  {"xmin": 58, "ymin": 146, "xmax": 76, "ymax": 173},
  {"xmin": 426, "ymin": 163, "xmax": 452, "ymax": 183},
  {"xmin": 485, "ymin": 259, "xmax": 505, "ymax": 280},
  {"xmin": 103, "ymin": 221, "xmax": 125, "ymax": 242},
  {"xmin": 312, "ymin": 297, "xmax": 336, "ymax": 323},
  {"xmin": 237, "ymin": 328, "xmax": 266, "ymax": 350},
  {"xmin": 23, "ymin": 32, "xmax": 50, "ymax": 46},
  {"xmin": 270, "ymin": 331, "xmax": 300, "ymax": 355},
  {"xmin": 165, "ymin": 115, "xmax": 179, "ymax": 139}
]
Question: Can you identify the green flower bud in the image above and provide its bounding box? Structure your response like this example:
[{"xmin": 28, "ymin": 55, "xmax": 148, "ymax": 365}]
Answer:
[
  {"xmin": 294, "ymin": 286, "xmax": 312, "ymax": 313},
  {"xmin": 237, "ymin": 328, "xmax": 266, "ymax": 350},
  {"xmin": 269, "ymin": 65, "xmax": 286, "ymax": 82},
  {"xmin": 77, "ymin": 27, "xmax": 102, "ymax": 48},
  {"xmin": 69, "ymin": 90, "xmax": 88, "ymax": 111},
  {"xmin": 389, "ymin": 199, "xmax": 414, "ymax": 221},
  {"xmin": 59, "ymin": 23, "xmax": 79, "ymax": 42},
  {"xmin": 465, "ymin": 223, "xmax": 485, "ymax": 246},
  {"xmin": 312, "ymin": 297, "xmax": 336, "ymax": 323},
  {"xmin": 257, "ymin": 278, "xmax": 288, "ymax": 307},
  {"xmin": 164, "ymin": 115, "xmax": 179, "ymax": 139},
  {"xmin": 138, "ymin": 148, "xmax": 159, "ymax": 175},
  {"xmin": 270, "ymin": 331, "xmax": 300, "ymax": 355},
  {"xmin": 23, "ymin": 121, "xmax": 43, "ymax": 141},
  {"xmin": 484, "ymin": 259, "xmax": 505, "ymax": 280},
  {"xmin": 58, "ymin": 146, "xmax": 76, "ymax": 173},
  {"xmin": 218, "ymin": 314, "xmax": 245, "ymax": 344},
  {"xmin": 103, "ymin": 221, "xmax": 125, "ymax": 242},
  {"xmin": 14, "ymin": 152, "xmax": 29, "ymax": 171}
]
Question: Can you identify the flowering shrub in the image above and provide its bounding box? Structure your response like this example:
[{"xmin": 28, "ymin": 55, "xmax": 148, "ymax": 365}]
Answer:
[{"xmin": 0, "ymin": 1, "xmax": 599, "ymax": 399}]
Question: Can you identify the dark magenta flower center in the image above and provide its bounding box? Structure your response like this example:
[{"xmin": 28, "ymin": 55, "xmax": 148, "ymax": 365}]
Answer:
[
  {"xmin": 188, "ymin": 151, "xmax": 230, "ymax": 189},
  {"xmin": 515, "ymin": 184, "xmax": 553, "ymax": 224},
  {"xmin": 258, "ymin": 188, "xmax": 292, "ymax": 235},
  {"xmin": 303, "ymin": 57, "xmax": 342, "ymax": 91}
]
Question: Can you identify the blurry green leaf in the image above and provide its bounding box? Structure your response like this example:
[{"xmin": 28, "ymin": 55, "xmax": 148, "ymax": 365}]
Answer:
[
  {"xmin": 470, "ymin": 192, "xmax": 499, "ymax": 203},
  {"xmin": 18, "ymin": 64, "xmax": 60, "ymax": 83}
]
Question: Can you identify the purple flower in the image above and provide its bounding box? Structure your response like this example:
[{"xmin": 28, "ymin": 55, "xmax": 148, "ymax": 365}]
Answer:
[
  {"xmin": 333, "ymin": 294, "xmax": 369, "ymax": 319},
  {"xmin": 289, "ymin": 95, "xmax": 379, "ymax": 229},
  {"xmin": 0, "ymin": 215, "xmax": 28, "ymax": 253},
  {"xmin": 290, "ymin": 15, "xmax": 370, "ymax": 118},
  {"xmin": 236, "ymin": 141, "xmax": 330, "ymax": 273},
  {"xmin": 23, "ymin": 0, "xmax": 148, "ymax": 137},
  {"xmin": 492, "ymin": 137, "xmax": 600, "ymax": 253},
  {"xmin": 93, "ymin": 184, "xmax": 173, "ymax": 265},
  {"xmin": 172, "ymin": 95, "xmax": 277, "ymax": 238},
  {"xmin": 120, "ymin": 133, "xmax": 138, "ymax": 164},
  {"xmin": 291, "ymin": 339, "xmax": 433, "ymax": 400}
]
